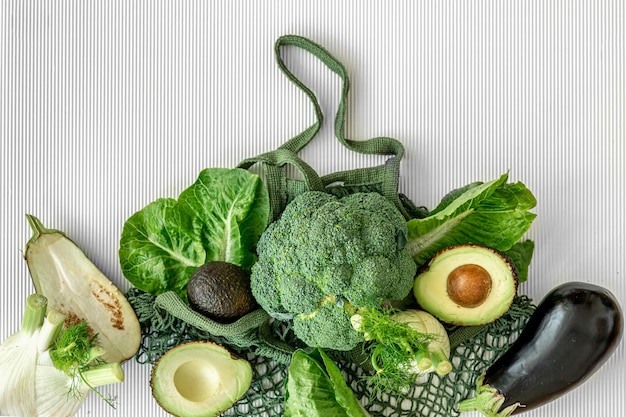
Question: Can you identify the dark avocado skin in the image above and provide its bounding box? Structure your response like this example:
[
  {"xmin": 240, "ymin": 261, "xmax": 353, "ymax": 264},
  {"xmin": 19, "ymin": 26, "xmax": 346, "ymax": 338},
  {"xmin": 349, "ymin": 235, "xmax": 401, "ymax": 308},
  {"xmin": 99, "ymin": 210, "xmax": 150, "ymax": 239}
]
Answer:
[
  {"xmin": 484, "ymin": 281, "xmax": 623, "ymax": 413},
  {"xmin": 187, "ymin": 261, "xmax": 257, "ymax": 323}
]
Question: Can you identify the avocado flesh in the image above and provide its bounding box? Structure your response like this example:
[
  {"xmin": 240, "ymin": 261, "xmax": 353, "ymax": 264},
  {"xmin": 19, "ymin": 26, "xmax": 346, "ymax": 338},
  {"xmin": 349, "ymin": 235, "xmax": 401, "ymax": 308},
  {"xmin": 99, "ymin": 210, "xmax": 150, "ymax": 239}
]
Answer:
[
  {"xmin": 413, "ymin": 244, "xmax": 518, "ymax": 326},
  {"xmin": 151, "ymin": 341, "xmax": 252, "ymax": 417}
]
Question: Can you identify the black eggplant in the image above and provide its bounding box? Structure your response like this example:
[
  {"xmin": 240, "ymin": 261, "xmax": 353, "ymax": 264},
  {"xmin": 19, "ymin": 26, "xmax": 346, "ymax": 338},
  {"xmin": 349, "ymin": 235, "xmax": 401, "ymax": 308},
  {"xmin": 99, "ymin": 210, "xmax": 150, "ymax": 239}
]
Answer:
[{"xmin": 458, "ymin": 281, "xmax": 623, "ymax": 416}]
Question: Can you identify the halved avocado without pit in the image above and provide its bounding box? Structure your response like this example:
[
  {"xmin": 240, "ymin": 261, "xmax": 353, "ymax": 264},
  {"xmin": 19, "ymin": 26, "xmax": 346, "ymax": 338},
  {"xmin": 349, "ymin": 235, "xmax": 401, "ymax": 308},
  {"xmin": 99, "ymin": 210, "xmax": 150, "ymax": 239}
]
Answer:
[
  {"xmin": 413, "ymin": 244, "xmax": 518, "ymax": 326},
  {"xmin": 151, "ymin": 341, "xmax": 253, "ymax": 417}
]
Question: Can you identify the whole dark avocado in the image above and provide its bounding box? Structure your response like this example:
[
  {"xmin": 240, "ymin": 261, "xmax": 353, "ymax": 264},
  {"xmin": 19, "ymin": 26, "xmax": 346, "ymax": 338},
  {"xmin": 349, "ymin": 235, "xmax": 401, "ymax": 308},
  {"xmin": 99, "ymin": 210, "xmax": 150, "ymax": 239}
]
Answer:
[{"xmin": 187, "ymin": 261, "xmax": 257, "ymax": 323}]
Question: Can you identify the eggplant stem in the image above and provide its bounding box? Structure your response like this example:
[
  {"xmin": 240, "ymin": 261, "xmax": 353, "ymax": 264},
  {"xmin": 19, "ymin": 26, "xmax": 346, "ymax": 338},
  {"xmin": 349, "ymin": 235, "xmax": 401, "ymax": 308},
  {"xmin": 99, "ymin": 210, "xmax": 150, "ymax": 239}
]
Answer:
[
  {"xmin": 26, "ymin": 214, "xmax": 46, "ymax": 240},
  {"xmin": 25, "ymin": 214, "xmax": 63, "ymax": 241},
  {"xmin": 457, "ymin": 375, "xmax": 522, "ymax": 417}
]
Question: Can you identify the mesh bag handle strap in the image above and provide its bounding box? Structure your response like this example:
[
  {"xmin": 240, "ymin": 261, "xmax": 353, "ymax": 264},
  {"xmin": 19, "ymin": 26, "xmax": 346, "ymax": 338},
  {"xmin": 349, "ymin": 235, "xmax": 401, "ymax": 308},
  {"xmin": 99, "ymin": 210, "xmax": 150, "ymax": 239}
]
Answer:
[
  {"xmin": 239, "ymin": 35, "xmax": 408, "ymax": 221},
  {"xmin": 274, "ymin": 35, "xmax": 406, "ymax": 159}
]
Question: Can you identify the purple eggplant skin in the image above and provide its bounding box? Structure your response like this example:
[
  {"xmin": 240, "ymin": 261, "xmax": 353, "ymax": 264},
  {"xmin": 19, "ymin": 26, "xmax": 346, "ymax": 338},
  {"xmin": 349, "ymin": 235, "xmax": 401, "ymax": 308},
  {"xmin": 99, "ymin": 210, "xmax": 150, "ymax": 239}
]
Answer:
[{"xmin": 459, "ymin": 281, "xmax": 623, "ymax": 416}]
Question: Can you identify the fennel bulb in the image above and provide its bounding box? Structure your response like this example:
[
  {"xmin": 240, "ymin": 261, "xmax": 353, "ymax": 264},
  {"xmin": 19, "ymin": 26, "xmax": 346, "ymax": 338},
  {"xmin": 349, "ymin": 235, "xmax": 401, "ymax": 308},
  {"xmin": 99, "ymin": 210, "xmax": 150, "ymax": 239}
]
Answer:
[
  {"xmin": 0, "ymin": 294, "xmax": 124, "ymax": 417},
  {"xmin": 394, "ymin": 309, "xmax": 452, "ymax": 375}
]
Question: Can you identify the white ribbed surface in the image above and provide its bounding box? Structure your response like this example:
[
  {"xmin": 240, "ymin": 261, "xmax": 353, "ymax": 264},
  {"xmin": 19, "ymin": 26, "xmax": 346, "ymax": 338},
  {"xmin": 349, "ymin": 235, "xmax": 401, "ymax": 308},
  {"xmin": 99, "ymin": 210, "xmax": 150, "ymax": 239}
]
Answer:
[{"xmin": 1, "ymin": 1, "xmax": 624, "ymax": 416}]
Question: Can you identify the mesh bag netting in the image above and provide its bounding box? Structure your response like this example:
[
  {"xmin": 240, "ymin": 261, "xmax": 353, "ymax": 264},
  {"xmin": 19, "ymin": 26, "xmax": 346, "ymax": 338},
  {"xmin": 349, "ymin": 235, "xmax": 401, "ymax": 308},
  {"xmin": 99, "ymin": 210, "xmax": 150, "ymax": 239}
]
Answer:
[{"xmin": 126, "ymin": 288, "xmax": 535, "ymax": 417}]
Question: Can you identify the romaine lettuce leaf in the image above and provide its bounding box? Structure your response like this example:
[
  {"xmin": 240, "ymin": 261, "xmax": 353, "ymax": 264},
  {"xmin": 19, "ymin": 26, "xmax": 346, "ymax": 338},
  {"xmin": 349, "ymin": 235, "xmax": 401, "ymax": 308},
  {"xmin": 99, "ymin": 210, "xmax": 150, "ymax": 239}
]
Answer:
[
  {"xmin": 119, "ymin": 168, "xmax": 269, "ymax": 299},
  {"xmin": 406, "ymin": 173, "xmax": 536, "ymax": 266},
  {"xmin": 284, "ymin": 348, "xmax": 370, "ymax": 417},
  {"xmin": 504, "ymin": 239, "xmax": 535, "ymax": 283}
]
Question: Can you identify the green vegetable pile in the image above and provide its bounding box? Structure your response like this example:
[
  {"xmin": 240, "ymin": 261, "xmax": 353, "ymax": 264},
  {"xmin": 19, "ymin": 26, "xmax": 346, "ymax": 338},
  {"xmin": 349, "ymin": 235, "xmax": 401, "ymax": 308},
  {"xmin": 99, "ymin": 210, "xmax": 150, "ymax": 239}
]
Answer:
[
  {"xmin": 114, "ymin": 35, "xmax": 540, "ymax": 417},
  {"xmin": 120, "ymin": 164, "xmax": 537, "ymax": 417}
]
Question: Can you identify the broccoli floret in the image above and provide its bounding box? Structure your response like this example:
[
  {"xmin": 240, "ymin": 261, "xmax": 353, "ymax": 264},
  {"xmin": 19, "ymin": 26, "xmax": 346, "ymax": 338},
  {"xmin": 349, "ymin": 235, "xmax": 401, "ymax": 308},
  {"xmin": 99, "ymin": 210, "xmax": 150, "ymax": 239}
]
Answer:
[
  {"xmin": 292, "ymin": 297, "xmax": 363, "ymax": 351},
  {"xmin": 341, "ymin": 192, "xmax": 408, "ymax": 233},
  {"xmin": 251, "ymin": 191, "xmax": 417, "ymax": 351},
  {"xmin": 279, "ymin": 272, "xmax": 326, "ymax": 314}
]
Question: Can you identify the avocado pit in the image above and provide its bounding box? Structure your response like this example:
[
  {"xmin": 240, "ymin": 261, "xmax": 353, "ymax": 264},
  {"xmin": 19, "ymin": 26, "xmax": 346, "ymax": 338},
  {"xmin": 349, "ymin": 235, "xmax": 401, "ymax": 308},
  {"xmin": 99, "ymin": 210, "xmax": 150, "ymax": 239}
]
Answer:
[{"xmin": 447, "ymin": 264, "xmax": 492, "ymax": 308}]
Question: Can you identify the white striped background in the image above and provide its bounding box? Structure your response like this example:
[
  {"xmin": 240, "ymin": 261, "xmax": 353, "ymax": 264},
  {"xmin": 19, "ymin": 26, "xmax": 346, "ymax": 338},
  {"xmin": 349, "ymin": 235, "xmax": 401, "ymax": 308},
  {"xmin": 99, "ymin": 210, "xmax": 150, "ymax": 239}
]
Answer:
[{"xmin": 1, "ymin": 1, "xmax": 624, "ymax": 416}]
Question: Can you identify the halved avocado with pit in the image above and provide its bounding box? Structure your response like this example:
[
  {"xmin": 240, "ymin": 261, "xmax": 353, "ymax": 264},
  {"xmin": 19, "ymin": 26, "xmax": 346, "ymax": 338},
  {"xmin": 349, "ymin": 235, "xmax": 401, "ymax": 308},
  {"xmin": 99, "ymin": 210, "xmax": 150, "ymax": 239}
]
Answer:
[
  {"xmin": 151, "ymin": 341, "xmax": 252, "ymax": 417},
  {"xmin": 413, "ymin": 244, "xmax": 518, "ymax": 326}
]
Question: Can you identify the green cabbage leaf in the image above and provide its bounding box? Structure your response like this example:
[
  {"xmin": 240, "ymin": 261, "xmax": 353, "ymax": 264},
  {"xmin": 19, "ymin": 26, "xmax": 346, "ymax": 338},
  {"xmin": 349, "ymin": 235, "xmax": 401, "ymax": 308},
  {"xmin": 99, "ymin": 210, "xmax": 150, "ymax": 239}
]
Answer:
[{"xmin": 119, "ymin": 168, "xmax": 269, "ymax": 299}]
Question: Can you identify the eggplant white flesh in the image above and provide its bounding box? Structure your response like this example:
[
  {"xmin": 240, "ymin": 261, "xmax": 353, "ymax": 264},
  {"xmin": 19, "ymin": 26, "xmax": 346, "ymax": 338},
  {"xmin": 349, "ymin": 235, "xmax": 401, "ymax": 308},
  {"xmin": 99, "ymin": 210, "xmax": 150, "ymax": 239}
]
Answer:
[{"xmin": 24, "ymin": 215, "xmax": 141, "ymax": 364}]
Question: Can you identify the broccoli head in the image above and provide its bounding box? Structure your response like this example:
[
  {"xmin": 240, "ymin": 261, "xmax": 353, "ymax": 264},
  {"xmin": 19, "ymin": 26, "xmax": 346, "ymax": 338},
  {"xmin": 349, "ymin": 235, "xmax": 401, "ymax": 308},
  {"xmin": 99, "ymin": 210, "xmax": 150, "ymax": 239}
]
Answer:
[{"xmin": 250, "ymin": 191, "xmax": 417, "ymax": 351}]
